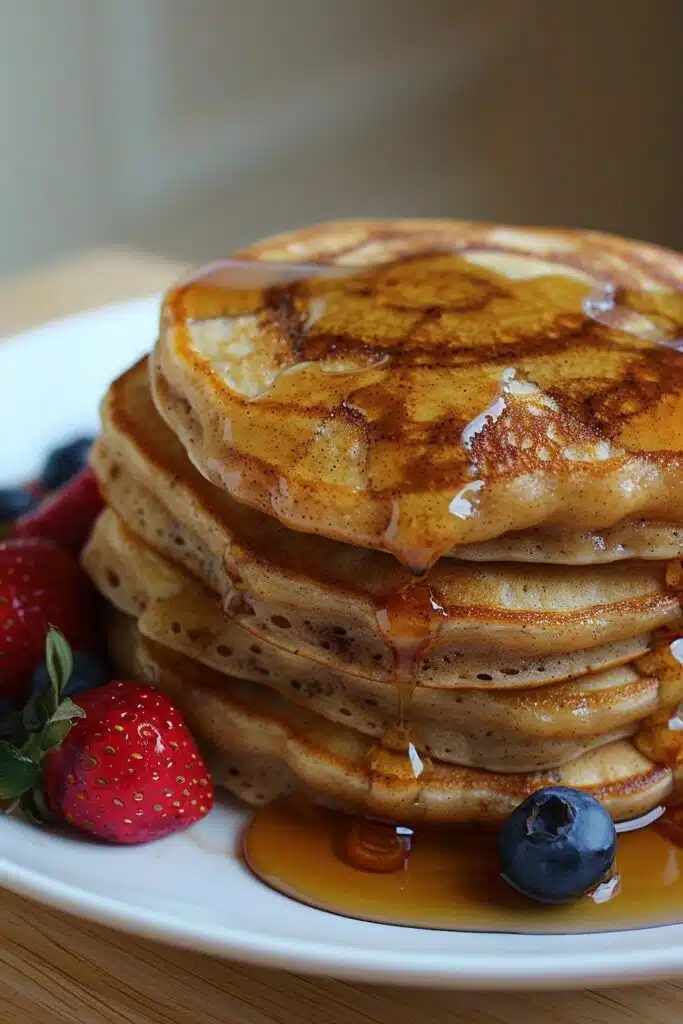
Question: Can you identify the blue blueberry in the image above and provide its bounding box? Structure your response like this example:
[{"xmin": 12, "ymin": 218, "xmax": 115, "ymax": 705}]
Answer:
[
  {"xmin": 30, "ymin": 650, "xmax": 110, "ymax": 699},
  {"xmin": 41, "ymin": 436, "xmax": 94, "ymax": 490},
  {"xmin": 0, "ymin": 697, "xmax": 24, "ymax": 744},
  {"xmin": 498, "ymin": 786, "xmax": 617, "ymax": 905},
  {"xmin": 0, "ymin": 487, "xmax": 38, "ymax": 521}
]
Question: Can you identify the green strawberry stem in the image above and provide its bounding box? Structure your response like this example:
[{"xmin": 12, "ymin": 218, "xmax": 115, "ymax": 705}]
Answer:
[{"xmin": 0, "ymin": 628, "xmax": 84, "ymax": 805}]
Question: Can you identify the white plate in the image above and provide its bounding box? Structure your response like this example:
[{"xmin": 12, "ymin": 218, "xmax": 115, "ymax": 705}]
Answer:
[{"xmin": 2, "ymin": 297, "xmax": 683, "ymax": 990}]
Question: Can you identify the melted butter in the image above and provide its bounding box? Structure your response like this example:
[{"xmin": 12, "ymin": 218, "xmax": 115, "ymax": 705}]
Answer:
[{"xmin": 244, "ymin": 797, "xmax": 683, "ymax": 933}]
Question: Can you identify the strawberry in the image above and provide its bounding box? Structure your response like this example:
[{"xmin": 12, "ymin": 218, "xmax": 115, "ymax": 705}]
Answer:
[
  {"xmin": 42, "ymin": 679, "xmax": 214, "ymax": 843},
  {"xmin": 0, "ymin": 538, "xmax": 99, "ymax": 703},
  {"xmin": 24, "ymin": 479, "xmax": 45, "ymax": 501},
  {"xmin": 12, "ymin": 467, "xmax": 103, "ymax": 555},
  {"xmin": 0, "ymin": 630, "xmax": 214, "ymax": 844}
]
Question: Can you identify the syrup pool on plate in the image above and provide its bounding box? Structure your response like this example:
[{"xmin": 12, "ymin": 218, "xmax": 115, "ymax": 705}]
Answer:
[{"xmin": 244, "ymin": 798, "xmax": 683, "ymax": 934}]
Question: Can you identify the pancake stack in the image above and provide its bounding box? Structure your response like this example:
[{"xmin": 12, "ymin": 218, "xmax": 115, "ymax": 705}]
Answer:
[{"xmin": 83, "ymin": 219, "xmax": 683, "ymax": 824}]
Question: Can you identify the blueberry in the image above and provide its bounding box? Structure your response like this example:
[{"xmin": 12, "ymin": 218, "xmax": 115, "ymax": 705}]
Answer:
[
  {"xmin": 498, "ymin": 786, "xmax": 617, "ymax": 905},
  {"xmin": 0, "ymin": 487, "xmax": 38, "ymax": 521},
  {"xmin": 0, "ymin": 702, "xmax": 23, "ymax": 743},
  {"xmin": 30, "ymin": 650, "xmax": 110, "ymax": 699},
  {"xmin": 42, "ymin": 436, "xmax": 94, "ymax": 490}
]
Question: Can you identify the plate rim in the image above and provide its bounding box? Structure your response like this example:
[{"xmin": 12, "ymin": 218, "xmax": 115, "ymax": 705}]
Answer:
[{"xmin": 4, "ymin": 851, "xmax": 683, "ymax": 990}]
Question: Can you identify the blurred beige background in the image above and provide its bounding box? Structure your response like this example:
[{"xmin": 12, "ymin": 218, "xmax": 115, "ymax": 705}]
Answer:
[{"xmin": 0, "ymin": 0, "xmax": 681, "ymax": 281}]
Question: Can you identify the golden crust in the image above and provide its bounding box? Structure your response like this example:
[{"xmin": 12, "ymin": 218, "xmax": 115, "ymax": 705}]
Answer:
[{"xmin": 153, "ymin": 219, "xmax": 683, "ymax": 567}]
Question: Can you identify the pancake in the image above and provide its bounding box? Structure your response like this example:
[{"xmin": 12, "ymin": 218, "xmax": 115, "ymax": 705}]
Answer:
[
  {"xmin": 84, "ymin": 504, "xmax": 655, "ymax": 695},
  {"xmin": 452, "ymin": 521, "xmax": 683, "ymax": 564},
  {"xmin": 91, "ymin": 364, "xmax": 681, "ymax": 684},
  {"xmin": 152, "ymin": 219, "xmax": 683, "ymax": 570},
  {"xmin": 84, "ymin": 511, "xmax": 683, "ymax": 772},
  {"xmin": 107, "ymin": 609, "xmax": 672, "ymax": 823}
]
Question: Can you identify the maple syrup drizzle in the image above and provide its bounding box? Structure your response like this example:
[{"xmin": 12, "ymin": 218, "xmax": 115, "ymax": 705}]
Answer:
[
  {"xmin": 162, "ymin": 252, "xmax": 683, "ymax": 927},
  {"xmin": 329, "ymin": 578, "xmax": 449, "ymax": 870},
  {"xmin": 374, "ymin": 577, "xmax": 448, "ymax": 731},
  {"xmin": 162, "ymin": 254, "xmax": 683, "ymax": 573}
]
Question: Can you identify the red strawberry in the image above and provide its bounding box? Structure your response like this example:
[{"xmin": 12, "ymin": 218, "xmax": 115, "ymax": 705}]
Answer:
[
  {"xmin": 12, "ymin": 467, "xmax": 103, "ymax": 555},
  {"xmin": 24, "ymin": 478, "xmax": 45, "ymax": 501},
  {"xmin": 0, "ymin": 538, "xmax": 99, "ymax": 703},
  {"xmin": 42, "ymin": 680, "xmax": 214, "ymax": 843}
]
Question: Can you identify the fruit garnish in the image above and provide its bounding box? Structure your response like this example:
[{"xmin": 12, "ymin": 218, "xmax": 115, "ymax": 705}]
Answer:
[
  {"xmin": 24, "ymin": 479, "xmax": 45, "ymax": 501},
  {"xmin": 0, "ymin": 537, "xmax": 99, "ymax": 704},
  {"xmin": 12, "ymin": 467, "xmax": 103, "ymax": 555},
  {"xmin": 1, "ymin": 629, "xmax": 214, "ymax": 842},
  {"xmin": 42, "ymin": 678, "xmax": 214, "ymax": 844},
  {"xmin": 0, "ymin": 628, "xmax": 85, "ymax": 815},
  {"xmin": 497, "ymin": 786, "xmax": 617, "ymax": 905},
  {"xmin": 41, "ymin": 436, "xmax": 94, "ymax": 491},
  {"xmin": 0, "ymin": 487, "xmax": 38, "ymax": 524}
]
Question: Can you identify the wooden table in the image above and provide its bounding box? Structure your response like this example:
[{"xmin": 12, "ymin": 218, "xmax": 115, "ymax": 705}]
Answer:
[{"xmin": 1, "ymin": 248, "xmax": 681, "ymax": 1023}]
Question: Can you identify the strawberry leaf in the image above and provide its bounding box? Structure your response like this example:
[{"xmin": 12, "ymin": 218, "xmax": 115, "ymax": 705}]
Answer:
[
  {"xmin": 45, "ymin": 628, "xmax": 73, "ymax": 708},
  {"xmin": 0, "ymin": 741, "xmax": 40, "ymax": 800},
  {"xmin": 22, "ymin": 732, "xmax": 44, "ymax": 763},
  {"xmin": 48, "ymin": 697, "xmax": 85, "ymax": 726},
  {"xmin": 40, "ymin": 719, "xmax": 74, "ymax": 751},
  {"xmin": 39, "ymin": 697, "xmax": 84, "ymax": 751},
  {"xmin": 22, "ymin": 692, "xmax": 51, "ymax": 734}
]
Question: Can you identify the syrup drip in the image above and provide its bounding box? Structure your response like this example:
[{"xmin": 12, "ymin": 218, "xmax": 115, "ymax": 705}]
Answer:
[
  {"xmin": 373, "ymin": 577, "xmax": 447, "ymax": 763},
  {"xmin": 337, "ymin": 579, "xmax": 447, "ymax": 870},
  {"xmin": 376, "ymin": 580, "xmax": 447, "ymax": 708},
  {"xmin": 451, "ymin": 367, "xmax": 545, "ymax": 525}
]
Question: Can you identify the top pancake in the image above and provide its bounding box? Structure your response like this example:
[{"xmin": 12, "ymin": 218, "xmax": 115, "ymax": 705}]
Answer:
[{"xmin": 153, "ymin": 219, "xmax": 683, "ymax": 569}]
